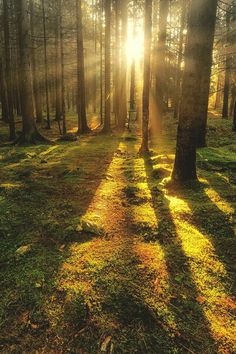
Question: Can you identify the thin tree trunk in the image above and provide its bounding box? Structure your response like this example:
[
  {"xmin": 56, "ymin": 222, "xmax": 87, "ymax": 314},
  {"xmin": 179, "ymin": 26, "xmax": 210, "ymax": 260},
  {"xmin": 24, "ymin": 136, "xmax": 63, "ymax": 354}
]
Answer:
[
  {"xmin": 30, "ymin": 0, "xmax": 43, "ymax": 123},
  {"xmin": 130, "ymin": 59, "xmax": 135, "ymax": 111},
  {"xmin": 102, "ymin": 0, "xmax": 111, "ymax": 132},
  {"xmin": 42, "ymin": 0, "xmax": 50, "ymax": 129},
  {"xmin": 214, "ymin": 73, "xmax": 221, "ymax": 109},
  {"xmin": 93, "ymin": 0, "xmax": 97, "ymax": 114},
  {"xmin": 3, "ymin": 0, "xmax": 15, "ymax": 140},
  {"xmin": 0, "ymin": 33, "xmax": 9, "ymax": 123},
  {"xmin": 155, "ymin": 0, "xmax": 169, "ymax": 129},
  {"xmin": 222, "ymin": 10, "xmax": 231, "ymax": 119},
  {"xmin": 76, "ymin": 0, "xmax": 89, "ymax": 134},
  {"xmin": 15, "ymin": 0, "xmax": 46, "ymax": 144},
  {"xmin": 119, "ymin": 0, "xmax": 128, "ymax": 128},
  {"xmin": 173, "ymin": 0, "xmax": 186, "ymax": 119},
  {"xmin": 55, "ymin": 3, "xmax": 62, "ymax": 125},
  {"xmin": 114, "ymin": 0, "xmax": 120, "ymax": 124},
  {"xmin": 233, "ymin": 100, "xmax": 236, "ymax": 131},
  {"xmin": 59, "ymin": 0, "xmax": 66, "ymax": 135},
  {"xmin": 100, "ymin": 0, "xmax": 104, "ymax": 125},
  {"xmin": 140, "ymin": 0, "xmax": 152, "ymax": 154}
]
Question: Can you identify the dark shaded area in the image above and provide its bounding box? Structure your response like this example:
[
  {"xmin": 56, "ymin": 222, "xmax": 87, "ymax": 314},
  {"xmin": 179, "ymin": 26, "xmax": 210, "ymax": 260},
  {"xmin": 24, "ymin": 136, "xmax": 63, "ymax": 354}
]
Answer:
[{"xmin": 0, "ymin": 134, "xmax": 121, "ymax": 352}]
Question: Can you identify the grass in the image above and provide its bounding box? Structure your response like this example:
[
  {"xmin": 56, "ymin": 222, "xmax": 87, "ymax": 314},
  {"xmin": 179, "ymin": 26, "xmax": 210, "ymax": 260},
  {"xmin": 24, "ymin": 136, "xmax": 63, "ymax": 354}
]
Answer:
[{"xmin": 0, "ymin": 113, "xmax": 235, "ymax": 353}]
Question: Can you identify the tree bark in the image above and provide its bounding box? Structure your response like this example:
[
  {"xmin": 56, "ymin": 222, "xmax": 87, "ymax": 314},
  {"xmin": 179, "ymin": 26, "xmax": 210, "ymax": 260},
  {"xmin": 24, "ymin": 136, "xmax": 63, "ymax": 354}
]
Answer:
[
  {"xmin": 195, "ymin": 1, "xmax": 218, "ymax": 147},
  {"xmin": 119, "ymin": 0, "xmax": 128, "ymax": 128},
  {"xmin": 173, "ymin": 0, "xmax": 187, "ymax": 119},
  {"xmin": 222, "ymin": 10, "xmax": 231, "ymax": 119},
  {"xmin": 42, "ymin": 0, "xmax": 50, "ymax": 129},
  {"xmin": 55, "ymin": 2, "xmax": 62, "ymax": 125},
  {"xmin": 76, "ymin": 0, "xmax": 89, "ymax": 134},
  {"xmin": 102, "ymin": 0, "xmax": 111, "ymax": 133},
  {"xmin": 30, "ymin": 0, "xmax": 43, "ymax": 123},
  {"xmin": 3, "ymin": 0, "xmax": 15, "ymax": 140},
  {"xmin": 15, "ymin": 0, "xmax": 46, "ymax": 144},
  {"xmin": 140, "ymin": 0, "xmax": 152, "ymax": 154},
  {"xmin": 233, "ymin": 99, "xmax": 236, "ymax": 132},
  {"xmin": 155, "ymin": 0, "xmax": 169, "ymax": 129},
  {"xmin": 0, "ymin": 33, "xmax": 9, "ymax": 123},
  {"xmin": 114, "ymin": 0, "xmax": 121, "ymax": 124},
  {"xmin": 172, "ymin": 0, "xmax": 218, "ymax": 182},
  {"xmin": 59, "ymin": 0, "xmax": 66, "ymax": 135}
]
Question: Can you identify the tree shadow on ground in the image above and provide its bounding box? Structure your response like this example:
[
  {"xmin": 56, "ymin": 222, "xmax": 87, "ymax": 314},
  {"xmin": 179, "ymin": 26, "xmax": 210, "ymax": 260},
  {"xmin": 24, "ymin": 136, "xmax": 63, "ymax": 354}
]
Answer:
[
  {"xmin": 119, "ymin": 143, "xmax": 218, "ymax": 353},
  {"xmin": 172, "ymin": 176, "xmax": 236, "ymax": 294},
  {"xmin": 0, "ymin": 134, "xmax": 122, "ymax": 352}
]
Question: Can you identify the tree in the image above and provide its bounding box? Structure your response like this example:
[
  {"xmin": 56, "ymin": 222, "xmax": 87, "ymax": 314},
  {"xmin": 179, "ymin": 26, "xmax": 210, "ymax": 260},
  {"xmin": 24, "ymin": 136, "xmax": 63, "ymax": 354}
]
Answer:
[
  {"xmin": 119, "ymin": 0, "xmax": 128, "ymax": 128},
  {"xmin": 155, "ymin": 0, "xmax": 169, "ymax": 128},
  {"xmin": 3, "ymin": 0, "xmax": 15, "ymax": 140},
  {"xmin": 30, "ymin": 0, "xmax": 43, "ymax": 123},
  {"xmin": 172, "ymin": 0, "xmax": 218, "ymax": 182},
  {"xmin": 233, "ymin": 100, "xmax": 236, "ymax": 131},
  {"xmin": 76, "ymin": 0, "xmax": 90, "ymax": 134},
  {"xmin": 42, "ymin": 0, "xmax": 51, "ymax": 129},
  {"xmin": 195, "ymin": 0, "xmax": 219, "ymax": 148},
  {"xmin": 114, "ymin": 0, "xmax": 121, "ymax": 124},
  {"xmin": 173, "ymin": 0, "xmax": 187, "ymax": 119},
  {"xmin": 140, "ymin": 0, "xmax": 152, "ymax": 154},
  {"xmin": 222, "ymin": 8, "xmax": 231, "ymax": 119},
  {"xmin": 102, "ymin": 0, "xmax": 111, "ymax": 133},
  {"xmin": 59, "ymin": 0, "xmax": 66, "ymax": 135},
  {"xmin": 15, "ymin": 0, "xmax": 47, "ymax": 144},
  {"xmin": 0, "ymin": 31, "xmax": 9, "ymax": 123},
  {"xmin": 55, "ymin": 0, "xmax": 62, "ymax": 125}
]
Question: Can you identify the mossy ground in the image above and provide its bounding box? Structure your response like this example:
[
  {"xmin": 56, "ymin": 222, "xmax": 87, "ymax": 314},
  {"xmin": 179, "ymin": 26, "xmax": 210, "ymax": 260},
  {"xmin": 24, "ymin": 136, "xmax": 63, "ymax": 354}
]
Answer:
[{"xmin": 0, "ymin": 113, "xmax": 235, "ymax": 353}]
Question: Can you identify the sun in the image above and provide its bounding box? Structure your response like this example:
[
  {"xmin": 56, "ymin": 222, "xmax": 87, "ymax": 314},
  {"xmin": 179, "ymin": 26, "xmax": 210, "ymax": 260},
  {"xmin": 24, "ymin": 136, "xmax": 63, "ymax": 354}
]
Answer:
[{"xmin": 126, "ymin": 21, "xmax": 144, "ymax": 64}]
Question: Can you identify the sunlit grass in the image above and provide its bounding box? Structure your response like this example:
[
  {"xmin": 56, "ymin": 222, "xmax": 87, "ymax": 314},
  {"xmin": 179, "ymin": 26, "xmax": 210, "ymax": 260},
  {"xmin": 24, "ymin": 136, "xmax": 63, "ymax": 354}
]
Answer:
[
  {"xmin": 205, "ymin": 187, "xmax": 234, "ymax": 214},
  {"xmin": 0, "ymin": 116, "xmax": 235, "ymax": 352},
  {"xmin": 175, "ymin": 220, "xmax": 236, "ymax": 349}
]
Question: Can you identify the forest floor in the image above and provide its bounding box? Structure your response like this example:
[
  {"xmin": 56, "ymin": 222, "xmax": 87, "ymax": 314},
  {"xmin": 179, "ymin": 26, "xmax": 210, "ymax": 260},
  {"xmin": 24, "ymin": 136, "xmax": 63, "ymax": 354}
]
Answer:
[{"xmin": 0, "ymin": 113, "xmax": 236, "ymax": 353}]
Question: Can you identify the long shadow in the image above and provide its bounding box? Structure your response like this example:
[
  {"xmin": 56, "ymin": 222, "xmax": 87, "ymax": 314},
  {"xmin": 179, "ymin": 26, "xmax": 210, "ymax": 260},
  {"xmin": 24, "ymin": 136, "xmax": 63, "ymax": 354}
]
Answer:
[
  {"xmin": 133, "ymin": 152, "xmax": 217, "ymax": 352},
  {"xmin": 173, "ymin": 177, "xmax": 236, "ymax": 294},
  {"xmin": 0, "ymin": 133, "xmax": 122, "ymax": 352}
]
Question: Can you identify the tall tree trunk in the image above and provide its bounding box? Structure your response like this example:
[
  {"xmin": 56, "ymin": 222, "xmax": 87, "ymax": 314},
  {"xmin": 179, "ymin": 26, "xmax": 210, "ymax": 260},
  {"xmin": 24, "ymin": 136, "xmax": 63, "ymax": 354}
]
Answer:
[
  {"xmin": 55, "ymin": 2, "xmax": 62, "ymax": 124},
  {"xmin": 119, "ymin": 0, "xmax": 128, "ymax": 128},
  {"xmin": 15, "ymin": 0, "xmax": 46, "ymax": 144},
  {"xmin": 100, "ymin": 0, "xmax": 104, "ymax": 125},
  {"xmin": 102, "ymin": 0, "xmax": 111, "ymax": 132},
  {"xmin": 30, "ymin": 0, "xmax": 43, "ymax": 123},
  {"xmin": 214, "ymin": 72, "xmax": 221, "ymax": 110},
  {"xmin": 59, "ymin": 0, "xmax": 66, "ymax": 135},
  {"xmin": 114, "ymin": 0, "xmax": 121, "ymax": 124},
  {"xmin": 173, "ymin": 0, "xmax": 186, "ymax": 119},
  {"xmin": 76, "ymin": 0, "xmax": 89, "ymax": 134},
  {"xmin": 155, "ymin": 0, "xmax": 169, "ymax": 129},
  {"xmin": 93, "ymin": 0, "xmax": 97, "ymax": 114},
  {"xmin": 172, "ymin": 0, "xmax": 218, "ymax": 182},
  {"xmin": 129, "ymin": 59, "xmax": 135, "ymax": 111},
  {"xmin": 195, "ymin": 1, "xmax": 219, "ymax": 147},
  {"xmin": 222, "ymin": 9, "xmax": 231, "ymax": 119},
  {"xmin": 0, "ymin": 33, "xmax": 9, "ymax": 123},
  {"xmin": 233, "ymin": 100, "xmax": 236, "ymax": 132},
  {"xmin": 3, "ymin": 0, "xmax": 15, "ymax": 140},
  {"xmin": 42, "ymin": 0, "xmax": 50, "ymax": 129},
  {"xmin": 140, "ymin": 0, "xmax": 152, "ymax": 154},
  {"xmin": 230, "ymin": 85, "xmax": 236, "ymax": 116}
]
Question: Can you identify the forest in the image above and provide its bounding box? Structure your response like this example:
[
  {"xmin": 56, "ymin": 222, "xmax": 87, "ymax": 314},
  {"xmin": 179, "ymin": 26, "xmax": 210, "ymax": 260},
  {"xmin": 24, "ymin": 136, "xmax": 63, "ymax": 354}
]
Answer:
[{"xmin": 0, "ymin": 0, "xmax": 236, "ymax": 352}]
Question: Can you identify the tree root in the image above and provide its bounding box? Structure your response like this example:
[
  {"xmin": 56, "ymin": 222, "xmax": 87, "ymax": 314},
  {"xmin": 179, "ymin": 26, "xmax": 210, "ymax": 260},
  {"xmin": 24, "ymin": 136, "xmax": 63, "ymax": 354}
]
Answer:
[{"xmin": 14, "ymin": 130, "xmax": 53, "ymax": 146}]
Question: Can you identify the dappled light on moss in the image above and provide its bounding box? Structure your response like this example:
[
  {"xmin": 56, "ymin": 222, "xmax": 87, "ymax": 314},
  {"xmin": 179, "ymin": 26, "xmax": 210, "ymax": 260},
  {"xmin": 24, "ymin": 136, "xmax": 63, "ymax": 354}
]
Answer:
[
  {"xmin": 204, "ymin": 187, "xmax": 234, "ymax": 214},
  {"xmin": 174, "ymin": 219, "xmax": 236, "ymax": 349}
]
